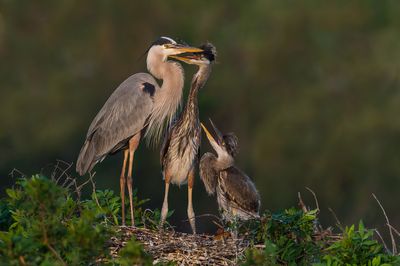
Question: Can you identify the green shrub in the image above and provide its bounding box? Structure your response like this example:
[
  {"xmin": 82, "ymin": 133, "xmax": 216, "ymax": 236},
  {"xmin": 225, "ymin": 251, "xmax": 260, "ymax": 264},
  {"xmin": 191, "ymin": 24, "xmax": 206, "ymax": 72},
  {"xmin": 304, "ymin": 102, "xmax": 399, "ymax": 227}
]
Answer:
[
  {"xmin": 240, "ymin": 208, "xmax": 321, "ymax": 265},
  {"xmin": 1, "ymin": 175, "xmax": 399, "ymax": 265},
  {"xmin": 316, "ymin": 221, "xmax": 400, "ymax": 266},
  {"xmin": 0, "ymin": 175, "xmax": 112, "ymax": 265},
  {"xmin": 0, "ymin": 175, "xmax": 154, "ymax": 265},
  {"xmin": 240, "ymin": 209, "xmax": 400, "ymax": 266}
]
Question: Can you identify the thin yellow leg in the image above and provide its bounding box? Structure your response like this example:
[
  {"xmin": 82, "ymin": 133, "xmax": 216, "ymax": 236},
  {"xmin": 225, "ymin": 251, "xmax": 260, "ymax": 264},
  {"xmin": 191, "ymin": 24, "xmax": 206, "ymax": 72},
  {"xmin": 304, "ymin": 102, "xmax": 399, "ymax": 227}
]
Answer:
[
  {"xmin": 127, "ymin": 134, "xmax": 140, "ymax": 227},
  {"xmin": 187, "ymin": 168, "xmax": 196, "ymax": 234},
  {"xmin": 160, "ymin": 180, "xmax": 170, "ymax": 231},
  {"xmin": 120, "ymin": 149, "xmax": 128, "ymax": 226}
]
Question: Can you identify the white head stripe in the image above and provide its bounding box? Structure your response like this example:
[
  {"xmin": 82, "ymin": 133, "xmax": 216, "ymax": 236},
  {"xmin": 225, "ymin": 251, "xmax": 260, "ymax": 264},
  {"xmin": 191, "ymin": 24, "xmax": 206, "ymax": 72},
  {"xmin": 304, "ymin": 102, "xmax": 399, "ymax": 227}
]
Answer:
[{"xmin": 161, "ymin": 36, "xmax": 177, "ymax": 44}]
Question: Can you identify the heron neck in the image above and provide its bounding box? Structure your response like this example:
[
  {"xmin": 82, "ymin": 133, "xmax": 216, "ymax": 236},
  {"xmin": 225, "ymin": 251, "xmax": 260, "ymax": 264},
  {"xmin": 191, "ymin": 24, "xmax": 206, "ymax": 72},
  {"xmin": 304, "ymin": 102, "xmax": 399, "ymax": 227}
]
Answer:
[
  {"xmin": 216, "ymin": 153, "xmax": 234, "ymax": 170},
  {"xmin": 145, "ymin": 60, "xmax": 185, "ymax": 145},
  {"xmin": 182, "ymin": 65, "xmax": 211, "ymax": 119}
]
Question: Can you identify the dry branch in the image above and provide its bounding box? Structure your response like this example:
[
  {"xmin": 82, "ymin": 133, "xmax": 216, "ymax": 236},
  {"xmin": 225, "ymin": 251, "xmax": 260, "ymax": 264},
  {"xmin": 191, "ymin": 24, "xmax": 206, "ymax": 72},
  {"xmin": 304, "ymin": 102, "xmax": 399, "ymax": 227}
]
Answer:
[{"xmin": 372, "ymin": 193, "xmax": 397, "ymax": 254}]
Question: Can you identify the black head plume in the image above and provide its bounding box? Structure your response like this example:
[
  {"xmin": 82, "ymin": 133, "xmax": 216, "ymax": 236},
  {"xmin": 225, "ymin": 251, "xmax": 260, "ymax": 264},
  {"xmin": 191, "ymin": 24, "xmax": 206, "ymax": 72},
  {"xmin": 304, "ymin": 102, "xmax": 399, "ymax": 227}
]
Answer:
[
  {"xmin": 151, "ymin": 36, "xmax": 177, "ymax": 46},
  {"xmin": 139, "ymin": 36, "xmax": 178, "ymax": 61}
]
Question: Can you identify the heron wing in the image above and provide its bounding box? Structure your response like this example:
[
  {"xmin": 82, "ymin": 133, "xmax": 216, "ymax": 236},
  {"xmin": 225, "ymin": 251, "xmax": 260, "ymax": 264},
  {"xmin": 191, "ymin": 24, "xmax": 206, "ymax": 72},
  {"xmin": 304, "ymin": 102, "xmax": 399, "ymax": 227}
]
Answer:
[
  {"xmin": 199, "ymin": 153, "xmax": 218, "ymax": 195},
  {"xmin": 219, "ymin": 166, "xmax": 260, "ymax": 215},
  {"xmin": 76, "ymin": 73, "xmax": 158, "ymax": 175}
]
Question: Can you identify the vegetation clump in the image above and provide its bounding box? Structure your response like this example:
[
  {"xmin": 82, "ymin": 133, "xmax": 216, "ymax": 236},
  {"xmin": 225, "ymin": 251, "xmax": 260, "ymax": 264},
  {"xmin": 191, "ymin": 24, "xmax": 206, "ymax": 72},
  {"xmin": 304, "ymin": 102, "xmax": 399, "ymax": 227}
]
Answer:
[
  {"xmin": 240, "ymin": 209, "xmax": 400, "ymax": 265},
  {"xmin": 0, "ymin": 175, "xmax": 399, "ymax": 265},
  {"xmin": 0, "ymin": 175, "xmax": 151, "ymax": 265}
]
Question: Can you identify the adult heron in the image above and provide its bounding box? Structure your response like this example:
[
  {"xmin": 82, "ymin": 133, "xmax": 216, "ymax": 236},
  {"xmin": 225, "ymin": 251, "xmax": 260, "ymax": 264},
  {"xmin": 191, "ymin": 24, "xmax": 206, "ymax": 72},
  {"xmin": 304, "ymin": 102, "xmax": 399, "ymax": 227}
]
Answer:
[
  {"xmin": 76, "ymin": 37, "xmax": 203, "ymax": 226},
  {"xmin": 160, "ymin": 44, "xmax": 216, "ymax": 234},
  {"xmin": 200, "ymin": 120, "xmax": 260, "ymax": 221}
]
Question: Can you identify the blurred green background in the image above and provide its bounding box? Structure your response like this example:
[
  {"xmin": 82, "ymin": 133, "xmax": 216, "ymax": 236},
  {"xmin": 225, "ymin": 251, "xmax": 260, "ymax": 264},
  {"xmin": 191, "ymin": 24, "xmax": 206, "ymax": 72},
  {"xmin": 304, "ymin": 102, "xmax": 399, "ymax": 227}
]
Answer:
[{"xmin": 1, "ymin": 1, "xmax": 399, "ymax": 233}]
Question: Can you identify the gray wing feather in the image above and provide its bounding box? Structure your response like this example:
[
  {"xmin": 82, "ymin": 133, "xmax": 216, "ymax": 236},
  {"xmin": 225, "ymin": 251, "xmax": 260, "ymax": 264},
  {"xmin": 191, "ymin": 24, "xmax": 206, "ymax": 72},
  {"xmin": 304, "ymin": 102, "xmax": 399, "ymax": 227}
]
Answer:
[
  {"xmin": 76, "ymin": 73, "xmax": 158, "ymax": 175},
  {"xmin": 219, "ymin": 167, "xmax": 260, "ymax": 215}
]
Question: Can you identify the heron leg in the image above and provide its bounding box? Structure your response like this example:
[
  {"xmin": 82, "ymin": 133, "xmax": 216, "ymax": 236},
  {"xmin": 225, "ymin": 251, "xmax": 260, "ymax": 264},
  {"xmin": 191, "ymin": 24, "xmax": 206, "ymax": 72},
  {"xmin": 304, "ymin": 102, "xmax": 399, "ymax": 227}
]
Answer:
[
  {"xmin": 127, "ymin": 133, "xmax": 140, "ymax": 227},
  {"xmin": 187, "ymin": 168, "xmax": 196, "ymax": 234},
  {"xmin": 160, "ymin": 171, "xmax": 171, "ymax": 231},
  {"xmin": 120, "ymin": 149, "xmax": 129, "ymax": 226}
]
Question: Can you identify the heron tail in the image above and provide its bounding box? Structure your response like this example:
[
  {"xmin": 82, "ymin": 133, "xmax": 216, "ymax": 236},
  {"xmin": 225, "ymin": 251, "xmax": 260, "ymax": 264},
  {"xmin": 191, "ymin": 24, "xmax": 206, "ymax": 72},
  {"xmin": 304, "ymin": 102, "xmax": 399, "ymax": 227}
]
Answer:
[{"xmin": 76, "ymin": 140, "xmax": 96, "ymax": 176}]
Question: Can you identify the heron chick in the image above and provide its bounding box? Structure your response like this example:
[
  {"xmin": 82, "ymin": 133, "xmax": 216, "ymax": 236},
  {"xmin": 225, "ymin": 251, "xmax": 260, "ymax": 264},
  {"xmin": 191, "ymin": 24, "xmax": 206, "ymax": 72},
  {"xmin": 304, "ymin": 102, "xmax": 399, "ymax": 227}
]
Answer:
[
  {"xmin": 200, "ymin": 120, "xmax": 260, "ymax": 222},
  {"xmin": 160, "ymin": 43, "xmax": 216, "ymax": 234}
]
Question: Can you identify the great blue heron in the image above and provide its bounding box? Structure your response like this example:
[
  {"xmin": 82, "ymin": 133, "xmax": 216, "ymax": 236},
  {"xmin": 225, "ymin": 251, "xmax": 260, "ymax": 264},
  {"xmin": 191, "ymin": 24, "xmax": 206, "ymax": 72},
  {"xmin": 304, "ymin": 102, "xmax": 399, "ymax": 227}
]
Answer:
[
  {"xmin": 200, "ymin": 120, "xmax": 260, "ymax": 221},
  {"xmin": 159, "ymin": 44, "xmax": 216, "ymax": 234},
  {"xmin": 76, "ymin": 37, "xmax": 203, "ymax": 226}
]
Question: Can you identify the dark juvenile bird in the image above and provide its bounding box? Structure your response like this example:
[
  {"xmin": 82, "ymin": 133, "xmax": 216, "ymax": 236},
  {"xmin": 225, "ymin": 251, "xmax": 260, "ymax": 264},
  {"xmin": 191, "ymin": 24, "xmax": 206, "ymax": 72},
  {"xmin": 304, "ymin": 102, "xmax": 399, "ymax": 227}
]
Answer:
[
  {"xmin": 200, "ymin": 120, "xmax": 260, "ymax": 221},
  {"xmin": 160, "ymin": 44, "xmax": 216, "ymax": 234},
  {"xmin": 76, "ymin": 37, "xmax": 203, "ymax": 226}
]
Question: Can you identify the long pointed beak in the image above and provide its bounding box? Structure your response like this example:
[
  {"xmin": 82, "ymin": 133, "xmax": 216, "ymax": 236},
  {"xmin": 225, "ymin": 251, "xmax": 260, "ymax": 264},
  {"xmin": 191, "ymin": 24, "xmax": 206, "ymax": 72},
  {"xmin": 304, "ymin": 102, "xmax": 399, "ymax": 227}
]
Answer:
[
  {"xmin": 201, "ymin": 122, "xmax": 218, "ymax": 146},
  {"xmin": 165, "ymin": 44, "xmax": 203, "ymax": 55},
  {"xmin": 209, "ymin": 118, "xmax": 223, "ymax": 143},
  {"xmin": 168, "ymin": 54, "xmax": 193, "ymax": 63}
]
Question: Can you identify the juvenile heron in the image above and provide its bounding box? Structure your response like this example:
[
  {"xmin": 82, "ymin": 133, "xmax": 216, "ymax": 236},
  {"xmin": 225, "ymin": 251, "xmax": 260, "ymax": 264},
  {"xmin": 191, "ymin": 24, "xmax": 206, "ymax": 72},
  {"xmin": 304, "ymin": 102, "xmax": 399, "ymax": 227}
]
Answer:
[
  {"xmin": 76, "ymin": 37, "xmax": 203, "ymax": 226},
  {"xmin": 200, "ymin": 120, "xmax": 260, "ymax": 221},
  {"xmin": 160, "ymin": 44, "xmax": 216, "ymax": 234}
]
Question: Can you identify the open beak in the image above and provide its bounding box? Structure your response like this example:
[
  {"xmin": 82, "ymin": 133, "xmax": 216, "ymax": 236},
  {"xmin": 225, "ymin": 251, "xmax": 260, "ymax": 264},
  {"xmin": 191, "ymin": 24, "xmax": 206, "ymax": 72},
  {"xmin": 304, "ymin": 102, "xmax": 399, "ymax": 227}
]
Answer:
[
  {"xmin": 201, "ymin": 122, "xmax": 217, "ymax": 146},
  {"xmin": 168, "ymin": 53, "xmax": 200, "ymax": 63},
  {"xmin": 209, "ymin": 119, "xmax": 223, "ymax": 143},
  {"xmin": 165, "ymin": 43, "xmax": 203, "ymax": 55},
  {"xmin": 201, "ymin": 119, "xmax": 223, "ymax": 150}
]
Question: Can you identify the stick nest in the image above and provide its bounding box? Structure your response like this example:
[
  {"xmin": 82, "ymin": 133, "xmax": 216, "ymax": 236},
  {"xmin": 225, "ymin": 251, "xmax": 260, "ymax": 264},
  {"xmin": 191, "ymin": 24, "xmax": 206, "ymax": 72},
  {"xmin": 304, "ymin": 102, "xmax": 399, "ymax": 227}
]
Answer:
[{"xmin": 110, "ymin": 227, "xmax": 251, "ymax": 265}]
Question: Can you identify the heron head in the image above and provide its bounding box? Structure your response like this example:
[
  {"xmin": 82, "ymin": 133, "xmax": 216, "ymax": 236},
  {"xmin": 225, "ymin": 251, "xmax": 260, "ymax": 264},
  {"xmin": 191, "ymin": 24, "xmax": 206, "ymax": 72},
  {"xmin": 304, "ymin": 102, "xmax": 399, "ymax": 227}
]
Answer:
[
  {"xmin": 168, "ymin": 43, "xmax": 216, "ymax": 66},
  {"xmin": 148, "ymin": 36, "xmax": 203, "ymax": 60},
  {"xmin": 201, "ymin": 119, "xmax": 239, "ymax": 160}
]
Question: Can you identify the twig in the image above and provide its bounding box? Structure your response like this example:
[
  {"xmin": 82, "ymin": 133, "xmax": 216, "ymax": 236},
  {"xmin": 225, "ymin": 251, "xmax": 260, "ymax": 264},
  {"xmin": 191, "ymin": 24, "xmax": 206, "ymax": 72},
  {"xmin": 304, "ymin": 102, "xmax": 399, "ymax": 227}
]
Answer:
[
  {"xmin": 56, "ymin": 160, "xmax": 73, "ymax": 184},
  {"xmin": 212, "ymin": 220, "xmax": 225, "ymax": 230},
  {"xmin": 89, "ymin": 172, "xmax": 107, "ymax": 217},
  {"xmin": 305, "ymin": 187, "xmax": 320, "ymax": 213},
  {"xmin": 328, "ymin": 207, "xmax": 343, "ymax": 231},
  {"xmin": 39, "ymin": 203, "xmax": 67, "ymax": 266},
  {"xmin": 387, "ymin": 224, "xmax": 400, "ymax": 238},
  {"xmin": 374, "ymin": 229, "xmax": 390, "ymax": 254},
  {"xmin": 9, "ymin": 168, "xmax": 26, "ymax": 179},
  {"xmin": 297, "ymin": 192, "xmax": 308, "ymax": 213},
  {"xmin": 45, "ymin": 242, "xmax": 66, "ymax": 266},
  {"xmin": 372, "ymin": 193, "xmax": 397, "ymax": 254},
  {"xmin": 18, "ymin": 256, "xmax": 26, "ymax": 266}
]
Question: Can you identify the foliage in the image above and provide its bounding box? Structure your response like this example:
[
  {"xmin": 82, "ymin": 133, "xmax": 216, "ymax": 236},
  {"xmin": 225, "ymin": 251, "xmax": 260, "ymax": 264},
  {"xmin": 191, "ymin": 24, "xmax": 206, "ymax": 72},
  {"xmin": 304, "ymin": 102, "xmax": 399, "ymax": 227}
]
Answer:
[
  {"xmin": 240, "ymin": 209, "xmax": 400, "ymax": 266},
  {"xmin": 82, "ymin": 189, "xmax": 121, "ymax": 225},
  {"xmin": 317, "ymin": 221, "xmax": 400, "ymax": 266},
  {"xmin": 0, "ymin": 175, "xmax": 399, "ymax": 265},
  {"xmin": 0, "ymin": 175, "xmax": 152, "ymax": 265},
  {"xmin": 240, "ymin": 208, "xmax": 322, "ymax": 265}
]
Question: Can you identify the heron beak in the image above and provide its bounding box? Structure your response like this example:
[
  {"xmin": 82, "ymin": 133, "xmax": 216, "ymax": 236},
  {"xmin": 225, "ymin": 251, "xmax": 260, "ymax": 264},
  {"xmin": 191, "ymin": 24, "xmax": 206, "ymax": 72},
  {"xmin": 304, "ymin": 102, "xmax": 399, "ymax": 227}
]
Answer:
[
  {"xmin": 168, "ymin": 53, "xmax": 201, "ymax": 64},
  {"xmin": 165, "ymin": 44, "xmax": 203, "ymax": 55},
  {"xmin": 209, "ymin": 118, "xmax": 223, "ymax": 144},
  {"xmin": 201, "ymin": 119, "xmax": 224, "ymax": 152},
  {"xmin": 168, "ymin": 54, "xmax": 192, "ymax": 63},
  {"xmin": 201, "ymin": 122, "xmax": 218, "ymax": 146}
]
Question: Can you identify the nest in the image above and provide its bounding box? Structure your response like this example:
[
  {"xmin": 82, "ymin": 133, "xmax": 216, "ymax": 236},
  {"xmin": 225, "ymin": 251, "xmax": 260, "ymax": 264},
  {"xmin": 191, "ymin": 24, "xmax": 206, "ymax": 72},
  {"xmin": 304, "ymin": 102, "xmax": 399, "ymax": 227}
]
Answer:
[{"xmin": 110, "ymin": 227, "xmax": 252, "ymax": 265}]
